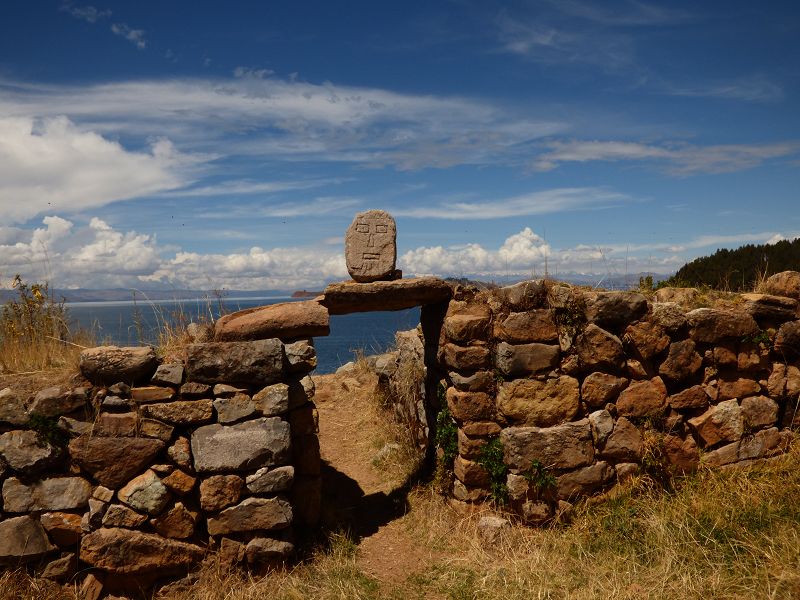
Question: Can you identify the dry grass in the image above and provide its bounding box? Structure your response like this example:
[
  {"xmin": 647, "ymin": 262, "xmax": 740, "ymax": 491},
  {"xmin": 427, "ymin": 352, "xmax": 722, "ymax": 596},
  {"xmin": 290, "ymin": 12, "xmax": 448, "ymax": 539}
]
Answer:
[{"xmin": 0, "ymin": 277, "xmax": 93, "ymax": 376}]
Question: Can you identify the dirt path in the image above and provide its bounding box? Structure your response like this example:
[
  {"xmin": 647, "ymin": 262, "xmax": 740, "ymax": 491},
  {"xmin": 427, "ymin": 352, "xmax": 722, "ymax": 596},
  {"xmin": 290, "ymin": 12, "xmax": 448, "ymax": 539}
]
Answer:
[{"xmin": 313, "ymin": 369, "xmax": 441, "ymax": 588}]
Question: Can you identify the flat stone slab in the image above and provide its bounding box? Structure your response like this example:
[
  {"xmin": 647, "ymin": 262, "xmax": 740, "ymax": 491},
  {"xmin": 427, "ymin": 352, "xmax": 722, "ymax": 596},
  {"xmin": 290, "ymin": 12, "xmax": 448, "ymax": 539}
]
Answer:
[
  {"xmin": 191, "ymin": 417, "xmax": 291, "ymax": 473},
  {"xmin": 185, "ymin": 339, "xmax": 284, "ymax": 385},
  {"xmin": 80, "ymin": 527, "xmax": 204, "ymax": 575},
  {"xmin": 0, "ymin": 516, "xmax": 55, "ymax": 564},
  {"xmin": 215, "ymin": 300, "xmax": 330, "ymax": 342},
  {"xmin": 321, "ymin": 277, "xmax": 452, "ymax": 315}
]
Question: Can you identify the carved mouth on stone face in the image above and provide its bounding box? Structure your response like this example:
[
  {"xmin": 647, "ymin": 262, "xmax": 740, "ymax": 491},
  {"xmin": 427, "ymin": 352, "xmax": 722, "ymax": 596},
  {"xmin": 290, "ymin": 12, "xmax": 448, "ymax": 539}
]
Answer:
[{"xmin": 362, "ymin": 253, "xmax": 381, "ymax": 261}]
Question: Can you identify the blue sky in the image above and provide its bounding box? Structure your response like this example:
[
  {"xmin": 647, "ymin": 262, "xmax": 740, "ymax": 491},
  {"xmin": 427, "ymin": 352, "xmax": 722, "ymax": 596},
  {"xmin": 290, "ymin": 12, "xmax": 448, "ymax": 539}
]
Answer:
[{"xmin": 0, "ymin": 0, "xmax": 798, "ymax": 290}]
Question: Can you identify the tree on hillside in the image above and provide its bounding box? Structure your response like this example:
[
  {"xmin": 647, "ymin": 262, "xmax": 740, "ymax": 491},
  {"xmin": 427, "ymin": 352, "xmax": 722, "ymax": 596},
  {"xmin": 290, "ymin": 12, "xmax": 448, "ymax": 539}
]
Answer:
[{"xmin": 662, "ymin": 238, "xmax": 800, "ymax": 291}]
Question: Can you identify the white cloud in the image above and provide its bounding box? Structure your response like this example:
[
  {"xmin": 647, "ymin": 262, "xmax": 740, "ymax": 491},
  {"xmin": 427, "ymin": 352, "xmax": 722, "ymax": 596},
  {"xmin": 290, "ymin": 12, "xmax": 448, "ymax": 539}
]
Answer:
[
  {"xmin": 110, "ymin": 23, "xmax": 146, "ymax": 50},
  {"xmin": 0, "ymin": 77, "xmax": 567, "ymax": 171},
  {"xmin": 550, "ymin": 0, "xmax": 693, "ymax": 27},
  {"xmin": 3, "ymin": 218, "xmax": 798, "ymax": 290},
  {"xmin": 393, "ymin": 187, "xmax": 630, "ymax": 219},
  {"xmin": 532, "ymin": 139, "xmax": 800, "ymax": 175},
  {"xmin": 233, "ymin": 67, "xmax": 274, "ymax": 79},
  {"xmin": 0, "ymin": 116, "xmax": 199, "ymax": 224},
  {"xmin": 60, "ymin": 3, "xmax": 111, "ymax": 23},
  {"xmin": 662, "ymin": 77, "xmax": 784, "ymax": 103}
]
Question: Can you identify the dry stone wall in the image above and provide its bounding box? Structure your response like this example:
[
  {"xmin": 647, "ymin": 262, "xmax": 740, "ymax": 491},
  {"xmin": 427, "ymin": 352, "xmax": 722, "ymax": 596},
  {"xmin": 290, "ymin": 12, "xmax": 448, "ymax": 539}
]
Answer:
[
  {"xmin": 440, "ymin": 280, "xmax": 799, "ymax": 522},
  {"xmin": 5, "ymin": 267, "xmax": 800, "ymax": 591},
  {"xmin": 0, "ymin": 334, "xmax": 321, "ymax": 591}
]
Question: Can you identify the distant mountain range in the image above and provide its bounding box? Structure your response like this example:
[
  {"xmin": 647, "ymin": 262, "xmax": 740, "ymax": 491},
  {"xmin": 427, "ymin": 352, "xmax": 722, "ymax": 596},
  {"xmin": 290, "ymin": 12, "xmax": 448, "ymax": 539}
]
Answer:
[
  {"xmin": 0, "ymin": 271, "xmax": 672, "ymax": 306},
  {"xmin": 0, "ymin": 288, "xmax": 290, "ymax": 304}
]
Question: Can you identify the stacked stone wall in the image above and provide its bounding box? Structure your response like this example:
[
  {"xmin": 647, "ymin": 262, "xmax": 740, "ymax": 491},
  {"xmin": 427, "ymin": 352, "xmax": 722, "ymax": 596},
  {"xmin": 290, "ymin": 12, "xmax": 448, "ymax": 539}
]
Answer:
[
  {"xmin": 441, "ymin": 281, "xmax": 799, "ymax": 522},
  {"xmin": 0, "ymin": 334, "xmax": 321, "ymax": 591}
]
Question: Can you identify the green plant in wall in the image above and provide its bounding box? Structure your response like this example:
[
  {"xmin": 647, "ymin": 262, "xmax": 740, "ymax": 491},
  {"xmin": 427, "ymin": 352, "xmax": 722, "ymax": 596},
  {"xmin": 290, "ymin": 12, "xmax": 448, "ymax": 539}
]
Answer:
[
  {"xmin": 27, "ymin": 413, "xmax": 69, "ymax": 448},
  {"xmin": 433, "ymin": 399, "xmax": 459, "ymax": 494},
  {"xmin": 553, "ymin": 296, "xmax": 587, "ymax": 341},
  {"xmin": 523, "ymin": 458, "xmax": 556, "ymax": 496},
  {"xmin": 435, "ymin": 404, "xmax": 458, "ymax": 467},
  {"xmin": 476, "ymin": 437, "xmax": 508, "ymax": 504}
]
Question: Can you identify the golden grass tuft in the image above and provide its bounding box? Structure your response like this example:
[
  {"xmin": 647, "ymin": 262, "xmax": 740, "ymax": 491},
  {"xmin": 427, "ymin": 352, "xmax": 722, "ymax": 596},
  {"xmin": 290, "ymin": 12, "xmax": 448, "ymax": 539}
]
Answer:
[{"xmin": 0, "ymin": 276, "xmax": 93, "ymax": 378}]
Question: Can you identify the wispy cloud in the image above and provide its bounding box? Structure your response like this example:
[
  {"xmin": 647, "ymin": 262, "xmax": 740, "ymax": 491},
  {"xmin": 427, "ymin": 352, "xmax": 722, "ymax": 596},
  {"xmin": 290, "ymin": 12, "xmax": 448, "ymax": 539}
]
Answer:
[
  {"xmin": 111, "ymin": 23, "xmax": 146, "ymax": 50},
  {"xmin": 0, "ymin": 76, "xmax": 567, "ymax": 171},
  {"xmin": 549, "ymin": 0, "xmax": 694, "ymax": 27},
  {"xmin": 660, "ymin": 77, "xmax": 784, "ymax": 103},
  {"xmin": 233, "ymin": 67, "xmax": 274, "ymax": 79},
  {"xmin": 60, "ymin": 2, "xmax": 111, "ymax": 23},
  {"xmin": 163, "ymin": 178, "xmax": 348, "ymax": 198},
  {"xmin": 393, "ymin": 187, "xmax": 631, "ymax": 219},
  {"xmin": 495, "ymin": 12, "xmax": 635, "ymax": 68},
  {"xmin": 532, "ymin": 139, "xmax": 800, "ymax": 175}
]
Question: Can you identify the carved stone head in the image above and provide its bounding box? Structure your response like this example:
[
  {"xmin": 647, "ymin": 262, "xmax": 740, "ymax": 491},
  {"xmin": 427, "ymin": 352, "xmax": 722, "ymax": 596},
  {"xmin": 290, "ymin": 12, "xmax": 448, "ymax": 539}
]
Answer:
[{"xmin": 345, "ymin": 210, "xmax": 397, "ymax": 282}]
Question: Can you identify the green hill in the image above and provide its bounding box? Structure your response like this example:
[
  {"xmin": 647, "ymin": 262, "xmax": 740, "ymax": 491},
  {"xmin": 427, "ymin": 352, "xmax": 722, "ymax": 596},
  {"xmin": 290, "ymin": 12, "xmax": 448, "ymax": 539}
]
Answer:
[{"xmin": 663, "ymin": 238, "xmax": 800, "ymax": 291}]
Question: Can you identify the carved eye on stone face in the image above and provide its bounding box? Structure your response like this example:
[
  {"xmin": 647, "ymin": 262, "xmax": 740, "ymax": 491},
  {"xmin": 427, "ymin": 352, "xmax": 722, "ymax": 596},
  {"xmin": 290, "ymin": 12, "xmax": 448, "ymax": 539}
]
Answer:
[
  {"xmin": 375, "ymin": 224, "xmax": 388, "ymax": 233},
  {"xmin": 356, "ymin": 223, "xmax": 369, "ymax": 234}
]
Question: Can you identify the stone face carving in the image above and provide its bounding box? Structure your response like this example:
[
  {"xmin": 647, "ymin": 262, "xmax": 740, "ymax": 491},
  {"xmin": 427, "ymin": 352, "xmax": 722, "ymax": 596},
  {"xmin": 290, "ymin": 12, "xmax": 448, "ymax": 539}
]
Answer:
[{"xmin": 345, "ymin": 210, "xmax": 397, "ymax": 283}]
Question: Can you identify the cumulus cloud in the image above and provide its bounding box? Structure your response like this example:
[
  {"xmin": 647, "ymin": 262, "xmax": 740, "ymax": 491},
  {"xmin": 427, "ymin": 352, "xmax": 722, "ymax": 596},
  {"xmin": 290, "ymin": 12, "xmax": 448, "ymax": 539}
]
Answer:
[
  {"xmin": 2, "ymin": 218, "xmax": 797, "ymax": 290},
  {"xmin": 0, "ymin": 116, "xmax": 201, "ymax": 224}
]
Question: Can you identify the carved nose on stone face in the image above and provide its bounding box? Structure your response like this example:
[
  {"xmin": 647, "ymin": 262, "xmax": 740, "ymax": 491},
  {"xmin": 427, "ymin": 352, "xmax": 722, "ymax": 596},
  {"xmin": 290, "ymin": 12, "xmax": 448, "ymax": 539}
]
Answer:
[{"xmin": 368, "ymin": 233, "xmax": 375, "ymax": 247}]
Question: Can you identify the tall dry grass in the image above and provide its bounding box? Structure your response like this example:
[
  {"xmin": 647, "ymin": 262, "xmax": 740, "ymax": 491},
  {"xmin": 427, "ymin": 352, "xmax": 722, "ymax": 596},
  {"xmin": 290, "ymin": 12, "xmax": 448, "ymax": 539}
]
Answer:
[{"xmin": 0, "ymin": 276, "xmax": 92, "ymax": 376}]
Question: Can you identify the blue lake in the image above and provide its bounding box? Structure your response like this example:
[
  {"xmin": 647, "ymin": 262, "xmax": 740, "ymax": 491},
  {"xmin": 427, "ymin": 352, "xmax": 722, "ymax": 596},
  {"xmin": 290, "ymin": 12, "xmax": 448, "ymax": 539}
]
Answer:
[{"xmin": 65, "ymin": 297, "xmax": 420, "ymax": 374}]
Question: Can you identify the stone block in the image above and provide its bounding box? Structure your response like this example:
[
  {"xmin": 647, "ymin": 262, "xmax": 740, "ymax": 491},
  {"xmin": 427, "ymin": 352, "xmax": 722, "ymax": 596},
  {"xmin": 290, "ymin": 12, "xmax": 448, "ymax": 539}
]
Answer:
[
  {"xmin": 576, "ymin": 324, "xmax": 625, "ymax": 372},
  {"xmin": 215, "ymin": 300, "xmax": 330, "ymax": 342},
  {"xmin": 616, "ymin": 377, "xmax": 667, "ymax": 418},
  {"xmin": 0, "ymin": 516, "xmax": 55, "ymax": 564},
  {"xmin": 442, "ymin": 343, "xmax": 491, "ymax": 371},
  {"xmin": 199, "ymin": 475, "xmax": 243, "ymax": 512},
  {"xmin": 185, "ymin": 339, "xmax": 284, "ymax": 386},
  {"xmin": 495, "ymin": 309, "xmax": 558, "ymax": 344},
  {"xmin": 206, "ymin": 497, "xmax": 293, "ymax": 535},
  {"xmin": 79, "ymin": 345, "xmax": 159, "ymax": 385},
  {"xmin": 80, "ymin": 527, "xmax": 204, "ymax": 575},
  {"xmin": 0, "ymin": 429, "xmax": 61, "ymax": 473},
  {"xmin": 191, "ymin": 418, "xmax": 291, "ymax": 473},
  {"xmin": 141, "ymin": 400, "xmax": 214, "ymax": 425},
  {"xmin": 2, "ymin": 476, "xmax": 91, "ymax": 512},
  {"xmin": 501, "ymin": 420, "xmax": 594, "ymax": 472},
  {"xmin": 688, "ymin": 399, "xmax": 743, "ymax": 447},
  {"xmin": 446, "ymin": 388, "xmax": 494, "ymax": 422},
  {"xmin": 497, "ymin": 376, "xmax": 579, "ymax": 427},
  {"xmin": 687, "ymin": 308, "xmax": 758, "ymax": 344},
  {"xmin": 495, "ymin": 342, "xmax": 559, "ymax": 377},
  {"xmin": 581, "ymin": 372, "xmax": 628, "ymax": 408}
]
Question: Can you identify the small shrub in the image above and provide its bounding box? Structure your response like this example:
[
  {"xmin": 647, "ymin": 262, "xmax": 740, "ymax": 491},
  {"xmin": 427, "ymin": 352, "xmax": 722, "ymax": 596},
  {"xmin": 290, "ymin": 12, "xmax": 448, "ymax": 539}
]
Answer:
[
  {"xmin": 523, "ymin": 458, "xmax": 556, "ymax": 496},
  {"xmin": 435, "ymin": 403, "xmax": 458, "ymax": 467},
  {"xmin": 27, "ymin": 414, "xmax": 69, "ymax": 448},
  {"xmin": 476, "ymin": 437, "xmax": 508, "ymax": 505}
]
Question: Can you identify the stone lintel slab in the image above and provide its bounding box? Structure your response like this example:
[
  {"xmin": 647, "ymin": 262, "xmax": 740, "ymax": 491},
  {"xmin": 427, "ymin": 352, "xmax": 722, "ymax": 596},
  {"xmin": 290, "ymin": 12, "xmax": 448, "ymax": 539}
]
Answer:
[
  {"xmin": 215, "ymin": 300, "xmax": 330, "ymax": 342},
  {"xmin": 320, "ymin": 277, "xmax": 452, "ymax": 315}
]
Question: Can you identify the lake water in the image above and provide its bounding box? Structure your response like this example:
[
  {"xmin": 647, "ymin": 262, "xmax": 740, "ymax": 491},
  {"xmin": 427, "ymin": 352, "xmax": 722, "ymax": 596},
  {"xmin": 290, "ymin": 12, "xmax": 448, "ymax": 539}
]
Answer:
[{"xmin": 65, "ymin": 297, "xmax": 420, "ymax": 374}]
